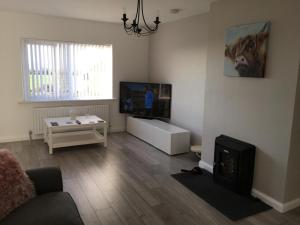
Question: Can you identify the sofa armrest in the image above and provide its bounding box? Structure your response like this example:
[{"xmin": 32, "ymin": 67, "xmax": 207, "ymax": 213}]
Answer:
[{"xmin": 26, "ymin": 167, "xmax": 63, "ymax": 195}]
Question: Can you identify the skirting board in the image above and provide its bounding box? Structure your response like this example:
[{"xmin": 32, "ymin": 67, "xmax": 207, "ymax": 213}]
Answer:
[
  {"xmin": 109, "ymin": 126, "xmax": 126, "ymax": 133},
  {"xmin": 281, "ymin": 197, "xmax": 300, "ymax": 212},
  {"xmin": 0, "ymin": 135, "xmax": 29, "ymax": 143},
  {"xmin": 199, "ymin": 160, "xmax": 213, "ymax": 173},
  {"xmin": 0, "ymin": 126, "xmax": 126, "ymax": 144},
  {"xmin": 252, "ymin": 189, "xmax": 300, "ymax": 213},
  {"xmin": 198, "ymin": 160, "xmax": 300, "ymax": 213},
  {"xmin": 0, "ymin": 134, "xmax": 45, "ymax": 143}
]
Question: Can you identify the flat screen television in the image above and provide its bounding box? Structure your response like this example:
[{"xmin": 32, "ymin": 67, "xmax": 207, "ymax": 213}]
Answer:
[{"xmin": 119, "ymin": 82, "xmax": 172, "ymax": 119}]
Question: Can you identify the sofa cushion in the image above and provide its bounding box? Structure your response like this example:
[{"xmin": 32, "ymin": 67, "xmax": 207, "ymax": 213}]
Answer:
[
  {"xmin": 0, "ymin": 149, "xmax": 35, "ymax": 220},
  {"xmin": 0, "ymin": 192, "xmax": 84, "ymax": 225}
]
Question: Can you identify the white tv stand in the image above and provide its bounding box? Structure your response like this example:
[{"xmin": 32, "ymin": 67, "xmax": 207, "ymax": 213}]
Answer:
[{"xmin": 127, "ymin": 116, "xmax": 190, "ymax": 155}]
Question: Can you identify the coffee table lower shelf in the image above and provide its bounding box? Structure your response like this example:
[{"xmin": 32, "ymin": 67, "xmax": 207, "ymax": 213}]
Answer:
[
  {"xmin": 46, "ymin": 130, "xmax": 107, "ymax": 154},
  {"xmin": 51, "ymin": 130, "xmax": 105, "ymax": 149}
]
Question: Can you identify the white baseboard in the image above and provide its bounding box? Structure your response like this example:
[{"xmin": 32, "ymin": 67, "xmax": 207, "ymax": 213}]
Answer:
[
  {"xmin": 252, "ymin": 189, "xmax": 300, "ymax": 212},
  {"xmin": 0, "ymin": 135, "xmax": 29, "ymax": 143},
  {"xmin": 197, "ymin": 161, "xmax": 300, "ymax": 213},
  {"xmin": 199, "ymin": 160, "xmax": 214, "ymax": 173},
  {"xmin": 282, "ymin": 197, "xmax": 300, "ymax": 212},
  {"xmin": 109, "ymin": 126, "xmax": 126, "ymax": 133},
  {"xmin": 0, "ymin": 127, "xmax": 126, "ymax": 144},
  {"xmin": 251, "ymin": 189, "xmax": 284, "ymax": 212}
]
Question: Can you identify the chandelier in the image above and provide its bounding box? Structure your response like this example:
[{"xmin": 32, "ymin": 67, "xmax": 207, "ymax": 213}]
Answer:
[{"xmin": 121, "ymin": 0, "xmax": 161, "ymax": 37}]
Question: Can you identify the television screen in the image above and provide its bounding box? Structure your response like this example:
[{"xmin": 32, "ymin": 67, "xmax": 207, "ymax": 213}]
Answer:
[{"xmin": 120, "ymin": 82, "xmax": 172, "ymax": 119}]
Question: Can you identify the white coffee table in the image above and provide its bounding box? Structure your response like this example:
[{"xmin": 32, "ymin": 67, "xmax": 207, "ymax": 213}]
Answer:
[{"xmin": 44, "ymin": 115, "xmax": 107, "ymax": 154}]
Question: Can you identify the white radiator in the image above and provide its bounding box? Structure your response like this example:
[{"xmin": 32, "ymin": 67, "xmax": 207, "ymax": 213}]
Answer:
[{"xmin": 33, "ymin": 105, "xmax": 109, "ymax": 135}]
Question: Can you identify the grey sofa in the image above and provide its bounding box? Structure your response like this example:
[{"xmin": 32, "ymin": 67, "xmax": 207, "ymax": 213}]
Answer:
[{"xmin": 0, "ymin": 167, "xmax": 84, "ymax": 225}]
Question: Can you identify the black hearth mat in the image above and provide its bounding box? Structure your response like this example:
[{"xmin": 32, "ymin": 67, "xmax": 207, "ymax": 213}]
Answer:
[{"xmin": 171, "ymin": 170, "xmax": 271, "ymax": 220}]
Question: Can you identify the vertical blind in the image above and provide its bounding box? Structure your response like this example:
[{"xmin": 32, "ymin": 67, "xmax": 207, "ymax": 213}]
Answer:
[{"xmin": 22, "ymin": 39, "xmax": 113, "ymax": 101}]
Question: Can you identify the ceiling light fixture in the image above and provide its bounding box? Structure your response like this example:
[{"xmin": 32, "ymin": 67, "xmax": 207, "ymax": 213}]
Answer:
[{"xmin": 121, "ymin": 0, "xmax": 161, "ymax": 37}]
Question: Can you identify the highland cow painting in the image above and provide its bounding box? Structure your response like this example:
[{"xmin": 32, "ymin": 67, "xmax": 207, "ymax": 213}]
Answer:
[{"xmin": 224, "ymin": 22, "xmax": 270, "ymax": 77}]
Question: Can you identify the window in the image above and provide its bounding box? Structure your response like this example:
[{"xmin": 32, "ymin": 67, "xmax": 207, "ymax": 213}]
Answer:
[{"xmin": 22, "ymin": 39, "xmax": 113, "ymax": 101}]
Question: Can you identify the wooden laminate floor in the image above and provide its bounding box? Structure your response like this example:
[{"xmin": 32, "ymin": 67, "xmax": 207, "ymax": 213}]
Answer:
[{"xmin": 1, "ymin": 132, "xmax": 300, "ymax": 225}]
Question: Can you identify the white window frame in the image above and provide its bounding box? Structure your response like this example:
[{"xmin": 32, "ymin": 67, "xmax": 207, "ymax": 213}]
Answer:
[{"xmin": 22, "ymin": 39, "xmax": 113, "ymax": 102}]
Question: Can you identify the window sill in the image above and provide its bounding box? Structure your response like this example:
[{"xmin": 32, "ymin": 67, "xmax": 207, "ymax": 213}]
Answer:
[{"xmin": 18, "ymin": 98, "xmax": 118, "ymax": 104}]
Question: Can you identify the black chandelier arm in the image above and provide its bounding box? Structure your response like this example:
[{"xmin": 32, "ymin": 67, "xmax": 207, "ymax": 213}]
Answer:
[
  {"xmin": 123, "ymin": 22, "xmax": 159, "ymax": 36},
  {"xmin": 135, "ymin": 27, "xmax": 158, "ymax": 36},
  {"xmin": 122, "ymin": 14, "xmax": 134, "ymax": 31},
  {"xmin": 124, "ymin": 28, "xmax": 133, "ymax": 34},
  {"xmin": 138, "ymin": 29, "xmax": 158, "ymax": 36},
  {"xmin": 136, "ymin": 0, "xmax": 142, "ymax": 33},
  {"xmin": 140, "ymin": 0, "xmax": 158, "ymax": 32},
  {"xmin": 123, "ymin": 21, "xmax": 133, "ymax": 31},
  {"xmin": 134, "ymin": 0, "xmax": 140, "ymax": 22}
]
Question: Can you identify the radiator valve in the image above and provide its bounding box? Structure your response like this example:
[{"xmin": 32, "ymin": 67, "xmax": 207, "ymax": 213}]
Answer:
[{"xmin": 29, "ymin": 130, "xmax": 33, "ymax": 142}]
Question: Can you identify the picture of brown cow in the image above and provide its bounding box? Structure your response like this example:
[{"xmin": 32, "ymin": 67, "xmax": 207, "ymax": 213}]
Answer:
[{"xmin": 224, "ymin": 22, "xmax": 270, "ymax": 77}]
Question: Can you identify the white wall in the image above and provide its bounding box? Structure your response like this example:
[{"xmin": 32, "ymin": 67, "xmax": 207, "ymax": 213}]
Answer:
[
  {"xmin": 149, "ymin": 14, "xmax": 209, "ymax": 144},
  {"xmin": 201, "ymin": 0, "xmax": 300, "ymax": 203},
  {"xmin": 285, "ymin": 61, "xmax": 300, "ymax": 202},
  {"xmin": 0, "ymin": 11, "xmax": 149, "ymax": 141}
]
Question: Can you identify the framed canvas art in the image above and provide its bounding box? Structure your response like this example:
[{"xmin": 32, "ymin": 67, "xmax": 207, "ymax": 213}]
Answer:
[{"xmin": 224, "ymin": 22, "xmax": 271, "ymax": 77}]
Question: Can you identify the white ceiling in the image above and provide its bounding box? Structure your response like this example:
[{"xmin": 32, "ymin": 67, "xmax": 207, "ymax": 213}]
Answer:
[{"xmin": 0, "ymin": 0, "xmax": 217, "ymax": 24}]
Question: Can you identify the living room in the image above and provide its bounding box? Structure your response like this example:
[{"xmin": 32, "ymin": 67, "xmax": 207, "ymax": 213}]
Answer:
[{"xmin": 0, "ymin": 0, "xmax": 299, "ymax": 225}]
